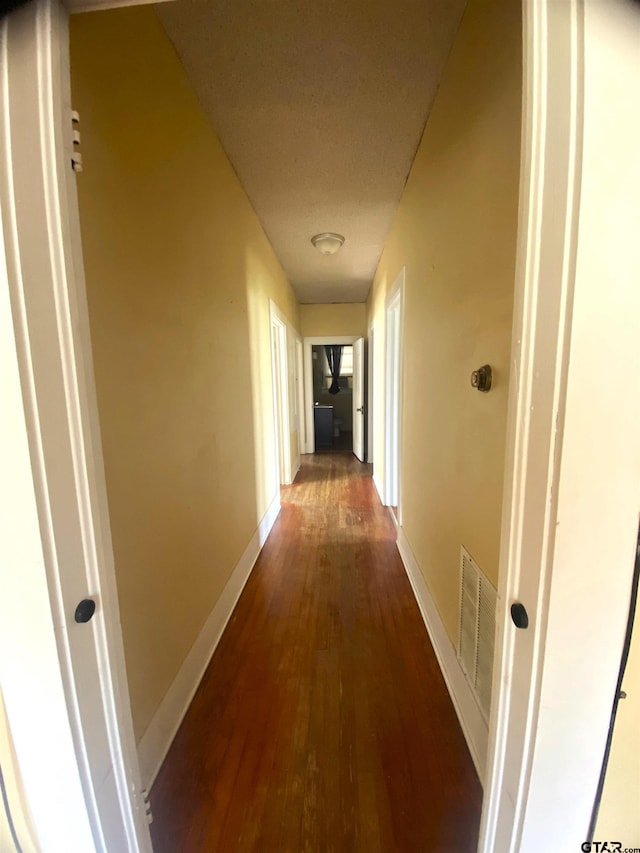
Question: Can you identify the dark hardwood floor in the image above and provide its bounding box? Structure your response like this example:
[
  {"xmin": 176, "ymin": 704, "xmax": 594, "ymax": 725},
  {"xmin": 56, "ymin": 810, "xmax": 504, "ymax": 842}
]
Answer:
[{"xmin": 150, "ymin": 454, "xmax": 482, "ymax": 852}]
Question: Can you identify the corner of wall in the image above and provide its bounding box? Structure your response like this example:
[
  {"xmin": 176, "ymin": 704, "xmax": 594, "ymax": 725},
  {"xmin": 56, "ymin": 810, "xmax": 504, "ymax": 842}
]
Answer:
[
  {"xmin": 396, "ymin": 527, "xmax": 488, "ymax": 783},
  {"xmin": 136, "ymin": 493, "xmax": 281, "ymax": 791}
]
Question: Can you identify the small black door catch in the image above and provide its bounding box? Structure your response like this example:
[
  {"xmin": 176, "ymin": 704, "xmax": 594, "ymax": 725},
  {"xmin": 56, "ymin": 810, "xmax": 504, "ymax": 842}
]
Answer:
[
  {"xmin": 74, "ymin": 598, "xmax": 96, "ymax": 624},
  {"xmin": 510, "ymin": 601, "xmax": 529, "ymax": 629}
]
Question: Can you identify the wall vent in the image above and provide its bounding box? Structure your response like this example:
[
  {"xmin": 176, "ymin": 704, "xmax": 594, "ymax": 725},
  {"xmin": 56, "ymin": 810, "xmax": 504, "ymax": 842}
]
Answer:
[{"xmin": 458, "ymin": 546, "xmax": 497, "ymax": 722}]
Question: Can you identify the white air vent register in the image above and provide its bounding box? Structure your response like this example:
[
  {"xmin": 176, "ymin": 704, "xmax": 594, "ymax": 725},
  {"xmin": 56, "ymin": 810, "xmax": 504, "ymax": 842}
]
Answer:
[{"xmin": 458, "ymin": 546, "xmax": 497, "ymax": 721}]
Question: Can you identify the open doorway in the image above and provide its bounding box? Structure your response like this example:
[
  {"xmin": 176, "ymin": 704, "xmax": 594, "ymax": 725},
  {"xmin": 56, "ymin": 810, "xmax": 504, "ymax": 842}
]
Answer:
[
  {"xmin": 311, "ymin": 344, "xmax": 354, "ymax": 453},
  {"xmin": 303, "ymin": 335, "xmax": 365, "ymax": 458},
  {"xmin": 295, "ymin": 338, "xmax": 305, "ymax": 457},
  {"xmin": 384, "ymin": 272, "xmax": 404, "ymax": 524},
  {"xmin": 270, "ymin": 304, "xmax": 292, "ymax": 486}
]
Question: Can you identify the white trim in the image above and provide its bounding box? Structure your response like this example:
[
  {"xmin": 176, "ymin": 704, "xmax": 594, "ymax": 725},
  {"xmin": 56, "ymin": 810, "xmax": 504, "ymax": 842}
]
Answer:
[
  {"xmin": 0, "ymin": 2, "xmax": 149, "ymax": 849},
  {"xmin": 482, "ymin": 0, "xmax": 640, "ymax": 849},
  {"xmin": 366, "ymin": 324, "xmax": 374, "ymax": 464},
  {"xmin": 351, "ymin": 336, "xmax": 365, "ymax": 461},
  {"xmin": 396, "ymin": 527, "xmax": 487, "ymax": 782},
  {"xmin": 303, "ymin": 335, "xmax": 359, "ymax": 454},
  {"xmin": 383, "ymin": 270, "xmax": 404, "ymax": 520},
  {"xmin": 372, "ymin": 472, "xmax": 385, "ymax": 506},
  {"xmin": 49, "ymin": 11, "xmax": 146, "ymax": 847},
  {"xmin": 0, "ymin": 124, "xmax": 95, "ymax": 853},
  {"xmin": 523, "ymin": 1, "xmax": 635, "ymax": 846},
  {"xmin": 295, "ymin": 338, "xmax": 305, "ymax": 458},
  {"xmin": 478, "ymin": 1, "xmax": 585, "ymax": 849},
  {"xmin": 137, "ymin": 495, "xmax": 281, "ymax": 791},
  {"xmin": 303, "ymin": 336, "xmax": 361, "ymax": 345},
  {"xmin": 269, "ymin": 301, "xmax": 292, "ymax": 486},
  {"xmin": 65, "ymin": 0, "xmax": 174, "ymax": 13}
]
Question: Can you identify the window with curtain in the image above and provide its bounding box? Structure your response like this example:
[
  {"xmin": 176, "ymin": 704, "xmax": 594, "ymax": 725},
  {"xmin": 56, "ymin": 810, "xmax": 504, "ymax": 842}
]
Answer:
[{"xmin": 323, "ymin": 346, "xmax": 353, "ymax": 390}]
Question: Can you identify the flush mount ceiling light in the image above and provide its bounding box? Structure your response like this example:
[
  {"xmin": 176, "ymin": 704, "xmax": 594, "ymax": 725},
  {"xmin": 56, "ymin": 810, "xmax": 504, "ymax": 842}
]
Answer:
[{"xmin": 311, "ymin": 232, "xmax": 345, "ymax": 255}]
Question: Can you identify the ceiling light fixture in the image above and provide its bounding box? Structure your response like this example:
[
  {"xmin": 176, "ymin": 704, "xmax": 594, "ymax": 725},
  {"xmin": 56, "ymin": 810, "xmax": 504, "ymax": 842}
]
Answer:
[{"xmin": 311, "ymin": 232, "xmax": 345, "ymax": 255}]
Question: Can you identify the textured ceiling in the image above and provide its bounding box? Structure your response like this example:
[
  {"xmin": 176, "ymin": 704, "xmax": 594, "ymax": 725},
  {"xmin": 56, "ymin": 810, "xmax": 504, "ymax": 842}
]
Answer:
[{"xmin": 157, "ymin": 0, "xmax": 467, "ymax": 303}]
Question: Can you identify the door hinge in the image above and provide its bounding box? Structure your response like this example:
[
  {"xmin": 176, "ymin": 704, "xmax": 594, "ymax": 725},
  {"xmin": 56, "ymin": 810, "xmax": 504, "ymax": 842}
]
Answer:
[
  {"xmin": 141, "ymin": 788, "xmax": 153, "ymax": 824},
  {"xmin": 71, "ymin": 109, "xmax": 82, "ymax": 173}
]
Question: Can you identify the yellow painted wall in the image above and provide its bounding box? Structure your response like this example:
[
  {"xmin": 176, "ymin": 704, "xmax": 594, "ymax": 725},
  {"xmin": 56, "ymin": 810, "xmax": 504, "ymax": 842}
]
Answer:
[
  {"xmin": 367, "ymin": 0, "xmax": 521, "ymax": 642},
  {"xmin": 70, "ymin": 7, "xmax": 299, "ymax": 742},
  {"xmin": 596, "ymin": 613, "xmax": 640, "ymax": 845},
  {"xmin": 300, "ymin": 303, "xmax": 366, "ymax": 337}
]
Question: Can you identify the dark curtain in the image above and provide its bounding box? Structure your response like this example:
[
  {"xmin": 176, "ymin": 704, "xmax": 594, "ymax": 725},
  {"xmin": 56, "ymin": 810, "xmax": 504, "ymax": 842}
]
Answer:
[{"xmin": 325, "ymin": 345, "xmax": 343, "ymax": 395}]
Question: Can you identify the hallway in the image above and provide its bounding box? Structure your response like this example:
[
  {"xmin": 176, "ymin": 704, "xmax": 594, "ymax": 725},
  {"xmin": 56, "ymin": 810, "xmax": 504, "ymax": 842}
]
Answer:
[{"xmin": 149, "ymin": 455, "xmax": 482, "ymax": 852}]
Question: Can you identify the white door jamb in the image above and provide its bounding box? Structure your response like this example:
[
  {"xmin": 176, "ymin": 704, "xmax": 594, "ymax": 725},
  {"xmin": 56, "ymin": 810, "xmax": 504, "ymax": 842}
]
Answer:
[
  {"xmin": 303, "ymin": 336, "xmax": 359, "ymax": 455},
  {"xmin": 0, "ymin": 0, "xmax": 150, "ymax": 849}
]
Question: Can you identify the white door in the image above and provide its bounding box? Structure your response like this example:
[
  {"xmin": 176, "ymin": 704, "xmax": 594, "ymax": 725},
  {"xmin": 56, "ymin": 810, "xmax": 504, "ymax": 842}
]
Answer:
[
  {"xmin": 0, "ymin": 1, "xmax": 150, "ymax": 849},
  {"xmin": 352, "ymin": 337, "xmax": 365, "ymax": 461}
]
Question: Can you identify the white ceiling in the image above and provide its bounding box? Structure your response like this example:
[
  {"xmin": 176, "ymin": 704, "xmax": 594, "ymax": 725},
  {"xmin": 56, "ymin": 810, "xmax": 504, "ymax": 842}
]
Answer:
[{"xmin": 157, "ymin": 0, "xmax": 467, "ymax": 304}]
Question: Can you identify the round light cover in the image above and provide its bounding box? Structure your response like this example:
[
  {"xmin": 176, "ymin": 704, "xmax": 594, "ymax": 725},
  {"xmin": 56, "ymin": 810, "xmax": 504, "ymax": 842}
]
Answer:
[{"xmin": 311, "ymin": 232, "xmax": 345, "ymax": 255}]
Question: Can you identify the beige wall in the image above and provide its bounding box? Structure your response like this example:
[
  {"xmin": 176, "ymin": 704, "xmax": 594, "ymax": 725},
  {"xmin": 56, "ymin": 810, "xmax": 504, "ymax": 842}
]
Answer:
[
  {"xmin": 367, "ymin": 0, "xmax": 521, "ymax": 642},
  {"xmin": 300, "ymin": 302, "xmax": 365, "ymax": 337},
  {"xmin": 596, "ymin": 611, "xmax": 640, "ymax": 845},
  {"xmin": 70, "ymin": 7, "xmax": 299, "ymax": 742}
]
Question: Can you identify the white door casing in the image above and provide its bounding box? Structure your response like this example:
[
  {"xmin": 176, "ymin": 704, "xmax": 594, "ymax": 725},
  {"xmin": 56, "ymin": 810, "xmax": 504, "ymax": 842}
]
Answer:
[
  {"xmin": 384, "ymin": 271, "xmax": 404, "ymax": 518},
  {"xmin": 269, "ymin": 301, "xmax": 292, "ymax": 487},
  {"xmin": 480, "ymin": 0, "xmax": 640, "ymax": 850},
  {"xmin": 480, "ymin": 1, "xmax": 586, "ymax": 841},
  {"xmin": 0, "ymin": 0, "xmax": 150, "ymax": 849},
  {"xmin": 367, "ymin": 326, "xmax": 374, "ymax": 464},
  {"xmin": 3, "ymin": 0, "xmax": 638, "ymax": 850},
  {"xmin": 352, "ymin": 337, "xmax": 365, "ymax": 461},
  {"xmin": 303, "ymin": 336, "xmax": 359, "ymax": 455},
  {"xmin": 295, "ymin": 338, "xmax": 305, "ymax": 458}
]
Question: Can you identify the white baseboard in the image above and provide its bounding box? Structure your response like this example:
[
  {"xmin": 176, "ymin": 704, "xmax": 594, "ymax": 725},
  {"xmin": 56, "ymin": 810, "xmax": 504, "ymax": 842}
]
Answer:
[
  {"xmin": 396, "ymin": 527, "xmax": 488, "ymax": 784},
  {"xmin": 372, "ymin": 472, "xmax": 385, "ymax": 505},
  {"xmin": 137, "ymin": 493, "xmax": 281, "ymax": 791}
]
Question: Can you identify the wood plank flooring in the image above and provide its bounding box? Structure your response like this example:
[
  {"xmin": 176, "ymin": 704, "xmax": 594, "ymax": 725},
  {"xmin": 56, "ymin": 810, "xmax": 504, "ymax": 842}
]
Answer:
[
  {"xmin": 314, "ymin": 431, "xmax": 353, "ymax": 454},
  {"xmin": 150, "ymin": 454, "xmax": 482, "ymax": 852}
]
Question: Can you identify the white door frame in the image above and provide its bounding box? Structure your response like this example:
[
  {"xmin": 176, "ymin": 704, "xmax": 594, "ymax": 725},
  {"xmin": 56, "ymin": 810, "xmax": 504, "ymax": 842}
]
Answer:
[
  {"xmin": 303, "ymin": 335, "xmax": 359, "ymax": 454},
  {"xmin": 295, "ymin": 338, "xmax": 305, "ymax": 458},
  {"xmin": 351, "ymin": 337, "xmax": 365, "ymax": 462},
  {"xmin": 480, "ymin": 0, "xmax": 582, "ymax": 836},
  {"xmin": 383, "ymin": 270, "xmax": 404, "ymax": 522},
  {"xmin": 269, "ymin": 300, "xmax": 292, "ymax": 487},
  {"xmin": 0, "ymin": 1, "xmax": 150, "ymax": 849},
  {"xmin": 480, "ymin": 0, "xmax": 640, "ymax": 850},
  {"xmin": 367, "ymin": 325, "xmax": 374, "ymax": 464},
  {"xmin": 3, "ymin": 0, "xmax": 638, "ymax": 849}
]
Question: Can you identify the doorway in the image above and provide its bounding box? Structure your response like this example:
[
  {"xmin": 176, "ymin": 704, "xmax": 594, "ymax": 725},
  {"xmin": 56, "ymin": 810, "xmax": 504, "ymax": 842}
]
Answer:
[
  {"xmin": 270, "ymin": 304, "xmax": 291, "ymax": 487},
  {"xmin": 310, "ymin": 344, "xmax": 354, "ymax": 453},
  {"xmin": 5, "ymin": 1, "xmax": 639, "ymax": 850},
  {"xmin": 295, "ymin": 338, "xmax": 305, "ymax": 457},
  {"xmin": 0, "ymin": 2, "xmax": 151, "ymax": 849},
  {"xmin": 384, "ymin": 272, "xmax": 404, "ymax": 524},
  {"xmin": 366, "ymin": 328, "xmax": 374, "ymax": 464},
  {"xmin": 303, "ymin": 335, "xmax": 361, "ymax": 453}
]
